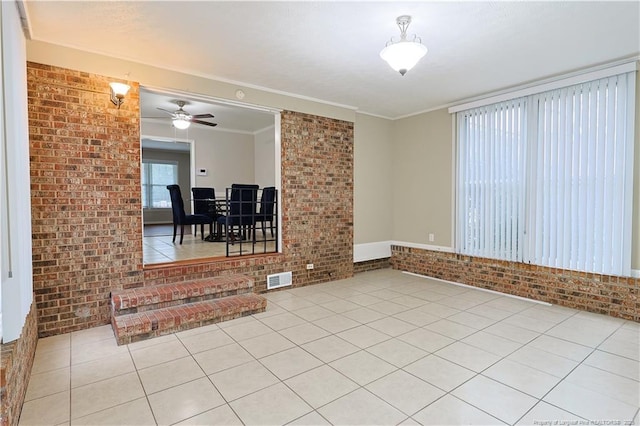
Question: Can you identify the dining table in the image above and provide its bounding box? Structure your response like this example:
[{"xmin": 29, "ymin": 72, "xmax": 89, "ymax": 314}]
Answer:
[{"xmin": 192, "ymin": 198, "xmax": 228, "ymax": 242}]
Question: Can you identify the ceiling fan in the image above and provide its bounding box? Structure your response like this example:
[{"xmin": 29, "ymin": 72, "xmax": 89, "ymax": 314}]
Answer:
[{"xmin": 157, "ymin": 100, "xmax": 217, "ymax": 129}]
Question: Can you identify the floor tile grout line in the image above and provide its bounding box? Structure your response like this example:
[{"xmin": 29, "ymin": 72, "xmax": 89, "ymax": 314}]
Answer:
[
  {"xmin": 429, "ymin": 393, "xmax": 506, "ymax": 425},
  {"xmin": 125, "ymin": 344, "xmax": 158, "ymax": 425},
  {"xmin": 510, "ymin": 331, "xmax": 612, "ymax": 425},
  {"xmin": 266, "ymin": 291, "xmax": 502, "ymax": 422},
  {"xmin": 242, "ymin": 296, "xmax": 413, "ymax": 420},
  {"xmin": 393, "ymin": 304, "xmax": 588, "ymax": 424},
  {"xmin": 185, "ymin": 304, "xmax": 632, "ymax": 424},
  {"xmin": 69, "ymin": 396, "xmax": 155, "ymax": 425},
  {"xmin": 67, "ymin": 333, "xmax": 136, "ymax": 422},
  {"xmin": 581, "ymin": 351, "xmax": 640, "ymax": 381},
  {"xmin": 138, "ymin": 333, "xmax": 228, "ymax": 425}
]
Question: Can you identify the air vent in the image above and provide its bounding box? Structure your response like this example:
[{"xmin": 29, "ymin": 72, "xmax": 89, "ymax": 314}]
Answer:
[{"xmin": 267, "ymin": 271, "xmax": 292, "ymax": 290}]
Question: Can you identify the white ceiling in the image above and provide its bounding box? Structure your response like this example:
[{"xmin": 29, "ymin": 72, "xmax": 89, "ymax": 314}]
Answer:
[
  {"xmin": 140, "ymin": 88, "xmax": 276, "ymax": 134},
  {"xmin": 22, "ymin": 1, "xmax": 640, "ymax": 119}
]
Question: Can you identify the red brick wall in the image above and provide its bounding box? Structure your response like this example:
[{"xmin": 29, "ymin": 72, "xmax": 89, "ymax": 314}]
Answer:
[
  {"xmin": 280, "ymin": 111, "xmax": 354, "ymax": 285},
  {"xmin": 28, "ymin": 63, "xmax": 144, "ymax": 337},
  {"xmin": 354, "ymin": 258, "xmax": 391, "ymax": 273},
  {"xmin": 0, "ymin": 301, "xmax": 38, "ymax": 426},
  {"xmin": 391, "ymin": 245, "xmax": 639, "ymax": 321},
  {"xmin": 28, "ymin": 63, "xmax": 355, "ymax": 337},
  {"xmin": 143, "ymin": 254, "xmax": 285, "ymax": 292}
]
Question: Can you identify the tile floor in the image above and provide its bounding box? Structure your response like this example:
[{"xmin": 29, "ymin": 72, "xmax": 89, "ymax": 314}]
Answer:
[
  {"xmin": 143, "ymin": 227, "xmax": 276, "ymax": 264},
  {"xmin": 19, "ymin": 269, "xmax": 640, "ymax": 425}
]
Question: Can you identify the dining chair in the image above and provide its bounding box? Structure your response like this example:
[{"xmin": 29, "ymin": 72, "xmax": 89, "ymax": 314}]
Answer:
[
  {"xmin": 166, "ymin": 184, "xmax": 214, "ymax": 244},
  {"xmin": 216, "ymin": 184, "xmax": 259, "ymax": 243},
  {"xmin": 191, "ymin": 187, "xmax": 218, "ymax": 238},
  {"xmin": 255, "ymin": 187, "xmax": 277, "ymax": 240}
]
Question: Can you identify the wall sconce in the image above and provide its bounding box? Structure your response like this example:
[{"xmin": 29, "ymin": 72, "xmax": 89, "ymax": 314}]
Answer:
[{"xmin": 109, "ymin": 82, "xmax": 131, "ymax": 109}]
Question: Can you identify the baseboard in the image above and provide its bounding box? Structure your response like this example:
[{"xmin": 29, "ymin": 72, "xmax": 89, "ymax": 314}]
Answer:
[{"xmin": 353, "ymin": 241, "xmax": 392, "ymax": 262}]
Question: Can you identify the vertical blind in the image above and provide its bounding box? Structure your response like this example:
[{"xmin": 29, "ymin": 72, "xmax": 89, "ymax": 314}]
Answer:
[
  {"xmin": 457, "ymin": 71, "xmax": 635, "ymax": 277},
  {"xmin": 457, "ymin": 99, "xmax": 527, "ymax": 262}
]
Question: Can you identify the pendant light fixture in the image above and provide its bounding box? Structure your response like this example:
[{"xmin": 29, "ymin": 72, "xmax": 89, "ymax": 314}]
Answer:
[{"xmin": 380, "ymin": 15, "xmax": 428, "ymax": 76}]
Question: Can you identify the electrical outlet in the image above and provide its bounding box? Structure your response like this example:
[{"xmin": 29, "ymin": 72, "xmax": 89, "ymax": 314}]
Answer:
[
  {"xmin": 306, "ymin": 263, "xmax": 314, "ymax": 270},
  {"xmin": 428, "ymin": 233, "xmax": 435, "ymax": 242}
]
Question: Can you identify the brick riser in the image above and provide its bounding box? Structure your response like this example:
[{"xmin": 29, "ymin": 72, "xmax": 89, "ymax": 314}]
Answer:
[
  {"xmin": 112, "ymin": 293, "xmax": 267, "ymax": 345},
  {"xmin": 111, "ymin": 276, "xmax": 254, "ymax": 315},
  {"xmin": 110, "ymin": 274, "xmax": 267, "ymax": 345},
  {"xmin": 113, "ymin": 288, "xmax": 252, "ymax": 315}
]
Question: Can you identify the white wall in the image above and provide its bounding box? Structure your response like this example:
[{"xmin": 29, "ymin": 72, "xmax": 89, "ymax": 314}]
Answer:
[
  {"xmin": 1, "ymin": 1, "xmax": 33, "ymax": 342},
  {"xmin": 141, "ymin": 120, "xmax": 255, "ymax": 198},
  {"xmin": 353, "ymin": 109, "xmax": 455, "ymax": 258},
  {"xmin": 254, "ymin": 126, "xmax": 276, "ymax": 188},
  {"xmin": 633, "ymin": 71, "xmax": 640, "ymax": 274},
  {"xmin": 353, "ymin": 114, "xmax": 394, "ymax": 245},
  {"xmin": 392, "ymin": 109, "xmax": 453, "ymax": 248},
  {"xmin": 352, "ymin": 114, "xmax": 395, "ymax": 261}
]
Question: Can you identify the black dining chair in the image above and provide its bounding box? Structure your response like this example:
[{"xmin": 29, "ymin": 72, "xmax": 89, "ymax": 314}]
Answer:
[
  {"xmin": 166, "ymin": 184, "xmax": 213, "ymax": 244},
  {"xmin": 255, "ymin": 187, "xmax": 277, "ymax": 240},
  {"xmin": 191, "ymin": 187, "xmax": 218, "ymax": 238},
  {"xmin": 216, "ymin": 184, "xmax": 259, "ymax": 243}
]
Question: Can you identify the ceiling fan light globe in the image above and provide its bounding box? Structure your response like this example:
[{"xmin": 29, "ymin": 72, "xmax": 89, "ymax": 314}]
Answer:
[
  {"xmin": 172, "ymin": 118, "xmax": 191, "ymax": 129},
  {"xmin": 380, "ymin": 41, "xmax": 427, "ymax": 75}
]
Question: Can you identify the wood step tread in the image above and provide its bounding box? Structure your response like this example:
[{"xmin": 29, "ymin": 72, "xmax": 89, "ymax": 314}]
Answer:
[
  {"xmin": 112, "ymin": 293, "xmax": 267, "ymax": 345},
  {"xmin": 111, "ymin": 274, "xmax": 254, "ymax": 312}
]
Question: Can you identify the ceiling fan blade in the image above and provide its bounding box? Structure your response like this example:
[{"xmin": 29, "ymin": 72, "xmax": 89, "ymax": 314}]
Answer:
[
  {"xmin": 191, "ymin": 119, "xmax": 218, "ymax": 127},
  {"xmin": 191, "ymin": 113, "xmax": 215, "ymax": 119},
  {"xmin": 157, "ymin": 107, "xmax": 176, "ymax": 115}
]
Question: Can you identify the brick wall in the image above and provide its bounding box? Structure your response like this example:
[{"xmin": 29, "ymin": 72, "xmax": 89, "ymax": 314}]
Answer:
[
  {"xmin": 28, "ymin": 63, "xmax": 144, "ymax": 337},
  {"xmin": 280, "ymin": 111, "xmax": 354, "ymax": 285},
  {"xmin": 391, "ymin": 245, "xmax": 639, "ymax": 321},
  {"xmin": 28, "ymin": 63, "xmax": 355, "ymax": 337},
  {"xmin": 0, "ymin": 301, "xmax": 38, "ymax": 426},
  {"xmin": 354, "ymin": 258, "xmax": 391, "ymax": 273},
  {"xmin": 143, "ymin": 254, "xmax": 285, "ymax": 292}
]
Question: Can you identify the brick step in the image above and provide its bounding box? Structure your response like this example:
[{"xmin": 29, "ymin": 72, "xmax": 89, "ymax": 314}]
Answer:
[
  {"xmin": 111, "ymin": 274, "xmax": 255, "ymax": 316},
  {"xmin": 112, "ymin": 293, "xmax": 267, "ymax": 345}
]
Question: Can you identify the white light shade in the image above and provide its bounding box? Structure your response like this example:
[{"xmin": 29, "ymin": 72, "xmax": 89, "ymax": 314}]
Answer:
[
  {"xmin": 109, "ymin": 82, "xmax": 130, "ymax": 97},
  {"xmin": 380, "ymin": 41, "xmax": 428, "ymax": 76},
  {"xmin": 172, "ymin": 118, "xmax": 191, "ymax": 129}
]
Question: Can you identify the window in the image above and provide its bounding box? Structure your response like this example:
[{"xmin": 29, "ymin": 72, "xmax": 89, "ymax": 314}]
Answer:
[
  {"xmin": 142, "ymin": 161, "xmax": 178, "ymax": 208},
  {"xmin": 456, "ymin": 71, "xmax": 635, "ymax": 276},
  {"xmin": 457, "ymin": 99, "xmax": 527, "ymax": 263}
]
